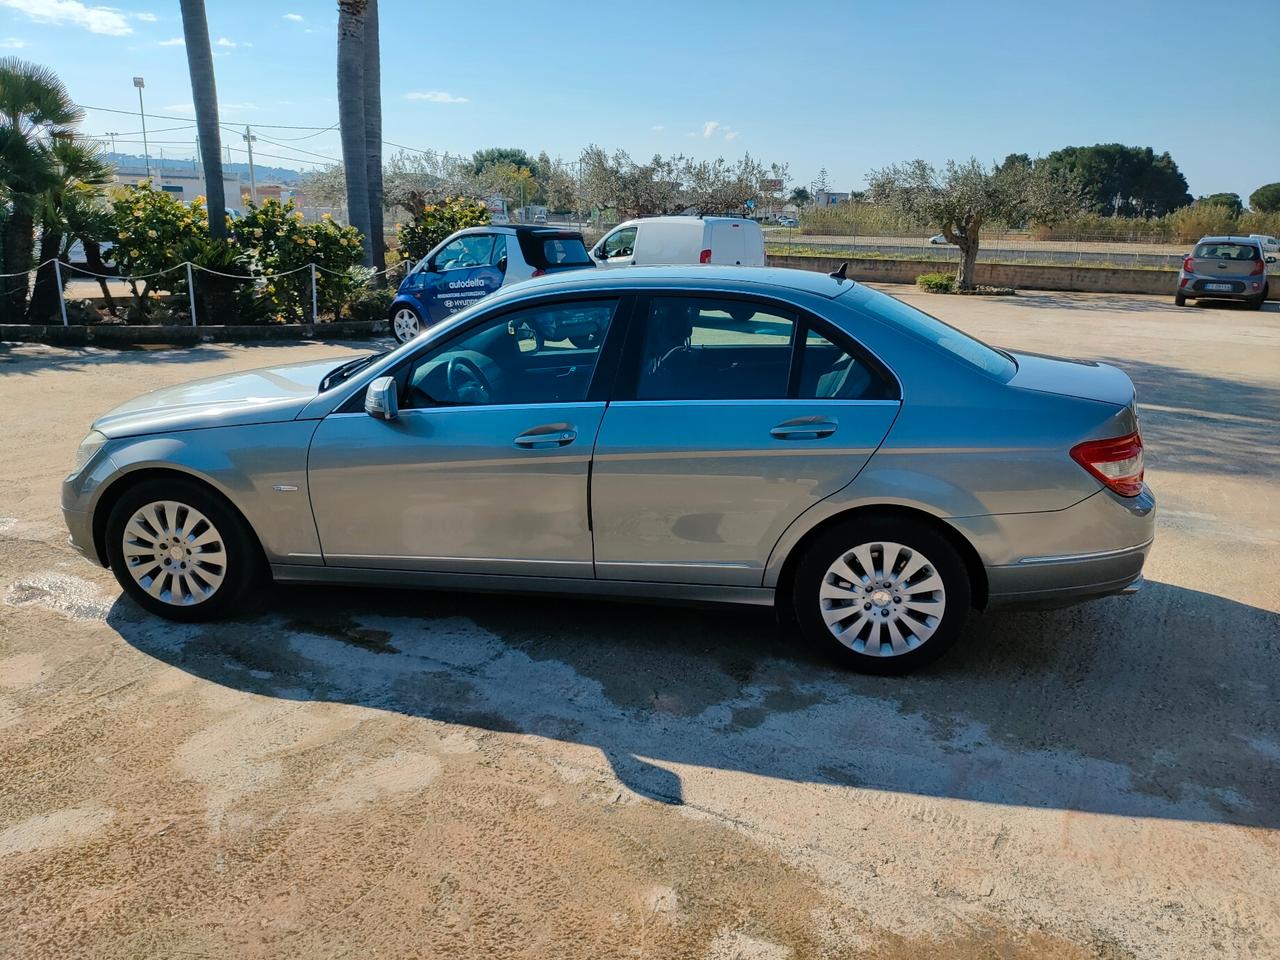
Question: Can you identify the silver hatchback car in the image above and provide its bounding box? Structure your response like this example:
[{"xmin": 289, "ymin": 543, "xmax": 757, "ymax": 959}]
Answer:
[
  {"xmin": 1176, "ymin": 235, "xmax": 1274, "ymax": 309},
  {"xmin": 63, "ymin": 267, "xmax": 1154, "ymax": 674}
]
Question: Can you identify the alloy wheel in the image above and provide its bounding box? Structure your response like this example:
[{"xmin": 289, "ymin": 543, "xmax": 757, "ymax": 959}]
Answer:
[
  {"xmin": 818, "ymin": 540, "xmax": 946, "ymax": 657},
  {"xmin": 392, "ymin": 307, "xmax": 420, "ymax": 343},
  {"xmin": 121, "ymin": 500, "xmax": 227, "ymax": 606}
]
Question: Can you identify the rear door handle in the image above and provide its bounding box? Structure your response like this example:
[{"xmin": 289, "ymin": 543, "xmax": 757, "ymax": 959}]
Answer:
[
  {"xmin": 771, "ymin": 417, "xmax": 838, "ymax": 440},
  {"xmin": 513, "ymin": 424, "xmax": 577, "ymax": 449}
]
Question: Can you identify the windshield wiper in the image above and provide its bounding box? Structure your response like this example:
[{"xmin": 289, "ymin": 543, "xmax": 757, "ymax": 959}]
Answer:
[{"xmin": 320, "ymin": 352, "xmax": 384, "ymax": 392}]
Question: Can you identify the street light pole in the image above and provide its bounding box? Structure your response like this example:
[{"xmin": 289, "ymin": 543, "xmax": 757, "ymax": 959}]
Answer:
[
  {"xmin": 133, "ymin": 76, "xmax": 150, "ymax": 179},
  {"xmin": 243, "ymin": 125, "xmax": 257, "ymax": 206}
]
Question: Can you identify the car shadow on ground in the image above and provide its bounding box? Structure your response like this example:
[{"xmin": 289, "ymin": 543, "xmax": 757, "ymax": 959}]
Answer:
[
  {"xmin": 1000, "ymin": 292, "xmax": 1279, "ymax": 314},
  {"xmin": 1096, "ymin": 355, "xmax": 1280, "ymax": 479},
  {"xmin": 107, "ymin": 576, "xmax": 1279, "ymax": 829},
  {"xmin": 0, "ymin": 338, "xmax": 382, "ymax": 375}
]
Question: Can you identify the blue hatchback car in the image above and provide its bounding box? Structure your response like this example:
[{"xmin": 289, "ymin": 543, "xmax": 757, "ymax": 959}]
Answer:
[{"xmin": 389, "ymin": 225, "xmax": 595, "ymax": 342}]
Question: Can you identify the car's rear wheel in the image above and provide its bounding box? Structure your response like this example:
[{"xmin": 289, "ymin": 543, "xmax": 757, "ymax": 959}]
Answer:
[
  {"xmin": 1248, "ymin": 292, "xmax": 1265, "ymax": 311},
  {"xmin": 1174, "ymin": 292, "xmax": 1186, "ymax": 306},
  {"xmin": 391, "ymin": 305, "xmax": 423, "ymax": 344},
  {"xmin": 105, "ymin": 478, "xmax": 260, "ymax": 622},
  {"xmin": 792, "ymin": 516, "xmax": 971, "ymax": 675}
]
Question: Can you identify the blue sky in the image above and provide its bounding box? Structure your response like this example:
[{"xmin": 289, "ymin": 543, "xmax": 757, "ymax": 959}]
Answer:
[{"xmin": 2, "ymin": 0, "xmax": 1276, "ymax": 200}]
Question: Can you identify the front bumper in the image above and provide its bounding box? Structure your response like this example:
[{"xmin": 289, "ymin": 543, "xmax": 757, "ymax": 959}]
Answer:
[{"xmin": 947, "ymin": 485, "xmax": 1155, "ymax": 608}]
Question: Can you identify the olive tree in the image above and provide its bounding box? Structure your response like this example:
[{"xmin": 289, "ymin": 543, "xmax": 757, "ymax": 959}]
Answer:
[{"xmin": 868, "ymin": 157, "xmax": 1082, "ymax": 290}]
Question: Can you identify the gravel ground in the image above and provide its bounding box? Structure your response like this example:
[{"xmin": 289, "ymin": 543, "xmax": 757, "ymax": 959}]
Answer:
[{"xmin": 1, "ymin": 289, "xmax": 1277, "ymax": 959}]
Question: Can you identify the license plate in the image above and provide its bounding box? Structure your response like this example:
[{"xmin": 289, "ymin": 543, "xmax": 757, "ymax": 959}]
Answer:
[{"xmin": 1205, "ymin": 282, "xmax": 1233, "ymax": 291}]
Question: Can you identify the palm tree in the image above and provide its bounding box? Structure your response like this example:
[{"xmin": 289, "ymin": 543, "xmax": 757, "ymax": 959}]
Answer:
[
  {"xmin": 0, "ymin": 57, "xmax": 83, "ymax": 322},
  {"xmin": 362, "ymin": 0, "xmax": 385, "ymax": 278},
  {"xmin": 336, "ymin": 0, "xmax": 373, "ymax": 267},
  {"xmin": 179, "ymin": 0, "xmax": 227, "ymax": 240},
  {"xmin": 27, "ymin": 137, "xmax": 112, "ymax": 322}
]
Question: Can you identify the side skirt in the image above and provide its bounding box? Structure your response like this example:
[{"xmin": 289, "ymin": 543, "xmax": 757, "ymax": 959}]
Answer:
[{"xmin": 269, "ymin": 563, "xmax": 776, "ymax": 608}]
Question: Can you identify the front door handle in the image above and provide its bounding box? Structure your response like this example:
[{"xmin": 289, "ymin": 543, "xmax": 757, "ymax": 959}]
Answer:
[
  {"xmin": 513, "ymin": 424, "xmax": 577, "ymax": 449},
  {"xmin": 771, "ymin": 416, "xmax": 838, "ymax": 440}
]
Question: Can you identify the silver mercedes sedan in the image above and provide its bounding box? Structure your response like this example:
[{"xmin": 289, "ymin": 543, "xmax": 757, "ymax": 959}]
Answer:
[{"xmin": 62, "ymin": 266, "xmax": 1154, "ymax": 674}]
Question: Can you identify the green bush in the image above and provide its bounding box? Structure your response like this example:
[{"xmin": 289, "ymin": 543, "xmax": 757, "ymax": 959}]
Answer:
[
  {"xmin": 347, "ymin": 286, "xmax": 394, "ymax": 323},
  {"xmin": 916, "ymin": 272, "xmax": 955, "ymax": 293},
  {"xmin": 396, "ymin": 196, "xmax": 490, "ymax": 263},
  {"xmin": 231, "ymin": 199, "xmax": 364, "ymax": 321}
]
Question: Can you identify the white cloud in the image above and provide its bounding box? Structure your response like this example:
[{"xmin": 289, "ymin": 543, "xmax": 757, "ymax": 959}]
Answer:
[
  {"xmin": 650, "ymin": 125, "xmax": 664, "ymax": 133},
  {"xmin": 404, "ymin": 90, "xmax": 468, "ymax": 104},
  {"xmin": 133, "ymin": 11, "xmax": 156, "ymax": 21},
  {"xmin": 282, "ymin": 12, "xmax": 303, "ymax": 21},
  {"xmin": 0, "ymin": 37, "xmax": 27, "ymax": 48},
  {"xmin": 157, "ymin": 36, "xmax": 183, "ymax": 46},
  {"xmin": 724, "ymin": 130, "xmax": 739, "ymax": 141},
  {"xmin": 215, "ymin": 36, "xmax": 235, "ymax": 47},
  {"xmin": 701, "ymin": 120, "xmax": 720, "ymax": 138},
  {"xmin": 0, "ymin": 0, "xmax": 132, "ymax": 36}
]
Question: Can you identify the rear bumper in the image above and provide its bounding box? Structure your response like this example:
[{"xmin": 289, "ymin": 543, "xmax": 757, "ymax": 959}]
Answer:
[
  {"xmin": 947, "ymin": 486, "xmax": 1155, "ymax": 609},
  {"xmin": 983, "ymin": 541, "xmax": 1151, "ymax": 608},
  {"xmin": 1179, "ymin": 273, "xmax": 1267, "ymax": 299}
]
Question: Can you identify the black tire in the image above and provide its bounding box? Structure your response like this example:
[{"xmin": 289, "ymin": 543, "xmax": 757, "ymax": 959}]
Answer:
[
  {"xmin": 1174, "ymin": 292, "xmax": 1186, "ymax": 307},
  {"xmin": 105, "ymin": 477, "xmax": 262, "ymax": 622},
  {"xmin": 791, "ymin": 515, "xmax": 971, "ymax": 675},
  {"xmin": 1248, "ymin": 293, "xmax": 1265, "ymax": 311}
]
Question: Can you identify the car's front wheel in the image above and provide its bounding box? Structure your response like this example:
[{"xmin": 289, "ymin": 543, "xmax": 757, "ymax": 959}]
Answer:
[
  {"xmin": 105, "ymin": 478, "xmax": 260, "ymax": 621},
  {"xmin": 391, "ymin": 304, "xmax": 423, "ymax": 344},
  {"xmin": 792, "ymin": 516, "xmax": 971, "ymax": 675}
]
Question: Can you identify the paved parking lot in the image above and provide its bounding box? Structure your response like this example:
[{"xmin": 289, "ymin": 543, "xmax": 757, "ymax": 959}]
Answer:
[{"xmin": 1, "ymin": 289, "xmax": 1277, "ymax": 959}]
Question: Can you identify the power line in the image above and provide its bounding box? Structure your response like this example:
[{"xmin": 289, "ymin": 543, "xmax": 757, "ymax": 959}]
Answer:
[{"xmin": 74, "ymin": 102, "xmax": 336, "ymax": 130}]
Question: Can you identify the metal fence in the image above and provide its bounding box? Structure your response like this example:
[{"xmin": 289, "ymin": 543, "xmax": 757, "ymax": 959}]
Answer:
[{"xmin": 0, "ymin": 258, "xmax": 411, "ymax": 327}]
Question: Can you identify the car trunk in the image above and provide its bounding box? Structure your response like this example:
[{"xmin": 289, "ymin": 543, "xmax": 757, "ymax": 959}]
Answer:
[
  {"xmin": 1190, "ymin": 243, "xmax": 1262, "ymax": 279},
  {"xmin": 1007, "ymin": 351, "xmax": 1135, "ymax": 408}
]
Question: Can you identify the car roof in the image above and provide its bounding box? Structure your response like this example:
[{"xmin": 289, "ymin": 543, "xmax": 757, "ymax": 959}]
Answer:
[
  {"xmin": 1197, "ymin": 235, "xmax": 1262, "ymax": 245},
  {"xmin": 503, "ymin": 265, "xmax": 854, "ymax": 300},
  {"xmin": 452, "ymin": 225, "xmax": 585, "ymax": 238}
]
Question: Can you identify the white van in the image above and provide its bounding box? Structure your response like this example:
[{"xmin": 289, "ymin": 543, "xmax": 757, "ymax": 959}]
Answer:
[{"xmin": 591, "ymin": 216, "xmax": 766, "ymax": 268}]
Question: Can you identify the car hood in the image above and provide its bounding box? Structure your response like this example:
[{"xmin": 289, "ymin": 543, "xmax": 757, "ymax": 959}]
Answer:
[
  {"xmin": 92, "ymin": 356, "xmax": 357, "ymax": 438},
  {"xmin": 1007, "ymin": 350, "xmax": 1135, "ymax": 408}
]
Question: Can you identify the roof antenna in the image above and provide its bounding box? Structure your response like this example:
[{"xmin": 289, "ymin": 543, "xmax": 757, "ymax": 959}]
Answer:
[{"xmin": 828, "ymin": 261, "xmax": 849, "ymax": 281}]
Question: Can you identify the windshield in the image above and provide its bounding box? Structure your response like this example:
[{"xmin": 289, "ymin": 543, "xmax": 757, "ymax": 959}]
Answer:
[{"xmin": 858, "ymin": 292, "xmax": 1017, "ymax": 381}]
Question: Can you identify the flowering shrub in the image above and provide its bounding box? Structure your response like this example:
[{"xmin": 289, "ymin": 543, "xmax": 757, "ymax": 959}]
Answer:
[
  {"xmin": 105, "ymin": 185, "xmax": 369, "ymax": 324},
  {"xmin": 396, "ymin": 197, "xmax": 490, "ymax": 263},
  {"xmin": 231, "ymin": 199, "xmax": 364, "ymax": 321}
]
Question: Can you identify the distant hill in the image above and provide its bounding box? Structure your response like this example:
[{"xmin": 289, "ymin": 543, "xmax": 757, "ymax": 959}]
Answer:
[{"xmin": 103, "ymin": 152, "xmax": 306, "ymax": 185}]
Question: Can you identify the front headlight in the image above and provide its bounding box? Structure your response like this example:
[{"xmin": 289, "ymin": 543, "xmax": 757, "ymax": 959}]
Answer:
[{"xmin": 70, "ymin": 430, "xmax": 108, "ymax": 475}]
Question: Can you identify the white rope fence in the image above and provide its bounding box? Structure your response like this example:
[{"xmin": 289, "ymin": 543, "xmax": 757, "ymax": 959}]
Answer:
[{"xmin": 1, "ymin": 257, "xmax": 411, "ymax": 327}]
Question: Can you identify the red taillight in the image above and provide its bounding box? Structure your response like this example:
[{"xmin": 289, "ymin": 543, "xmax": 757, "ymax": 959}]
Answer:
[
  {"xmin": 1070, "ymin": 431, "xmax": 1144, "ymax": 497},
  {"xmin": 1249, "ymin": 259, "xmax": 1265, "ymax": 276},
  {"xmin": 699, "ymin": 248, "xmax": 712, "ymax": 264},
  {"xmin": 1182, "ymin": 256, "xmax": 1194, "ymax": 273},
  {"xmin": 531, "ymin": 268, "xmax": 546, "ymax": 278}
]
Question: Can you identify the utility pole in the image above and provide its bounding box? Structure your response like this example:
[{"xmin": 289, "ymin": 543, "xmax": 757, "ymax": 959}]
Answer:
[
  {"xmin": 106, "ymin": 131, "xmax": 118, "ymax": 154},
  {"xmin": 243, "ymin": 126, "xmax": 257, "ymax": 206},
  {"xmin": 133, "ymin": 77, "xmax": 150, "ymax": 178}
]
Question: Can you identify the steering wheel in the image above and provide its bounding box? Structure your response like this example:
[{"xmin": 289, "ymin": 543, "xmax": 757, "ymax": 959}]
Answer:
[{"xmin": 446, "ymin": 355, "xmax": 493, "ymax": 404}]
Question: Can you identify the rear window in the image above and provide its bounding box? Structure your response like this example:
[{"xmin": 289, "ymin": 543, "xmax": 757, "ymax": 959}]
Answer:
[
  {"xmin": 516, "ymin": 231, "xmax": 593, "ymax": 269},
  {"xmin": 1194, "ymin": 242, "xmax": 1260, "ymax": 261},
  {"xmin": 859, "ymin": 293, "xmax": 1017, "ymax": 381}
]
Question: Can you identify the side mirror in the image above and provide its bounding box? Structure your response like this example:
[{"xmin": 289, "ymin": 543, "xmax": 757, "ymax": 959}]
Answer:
[
  {"xmin": 1267, "ymin": 256, "xmax": 1277, "ymax": 264},
  {"xmin": 364, "ymin": 376, "xmax": 399, "ymax": 421}
]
